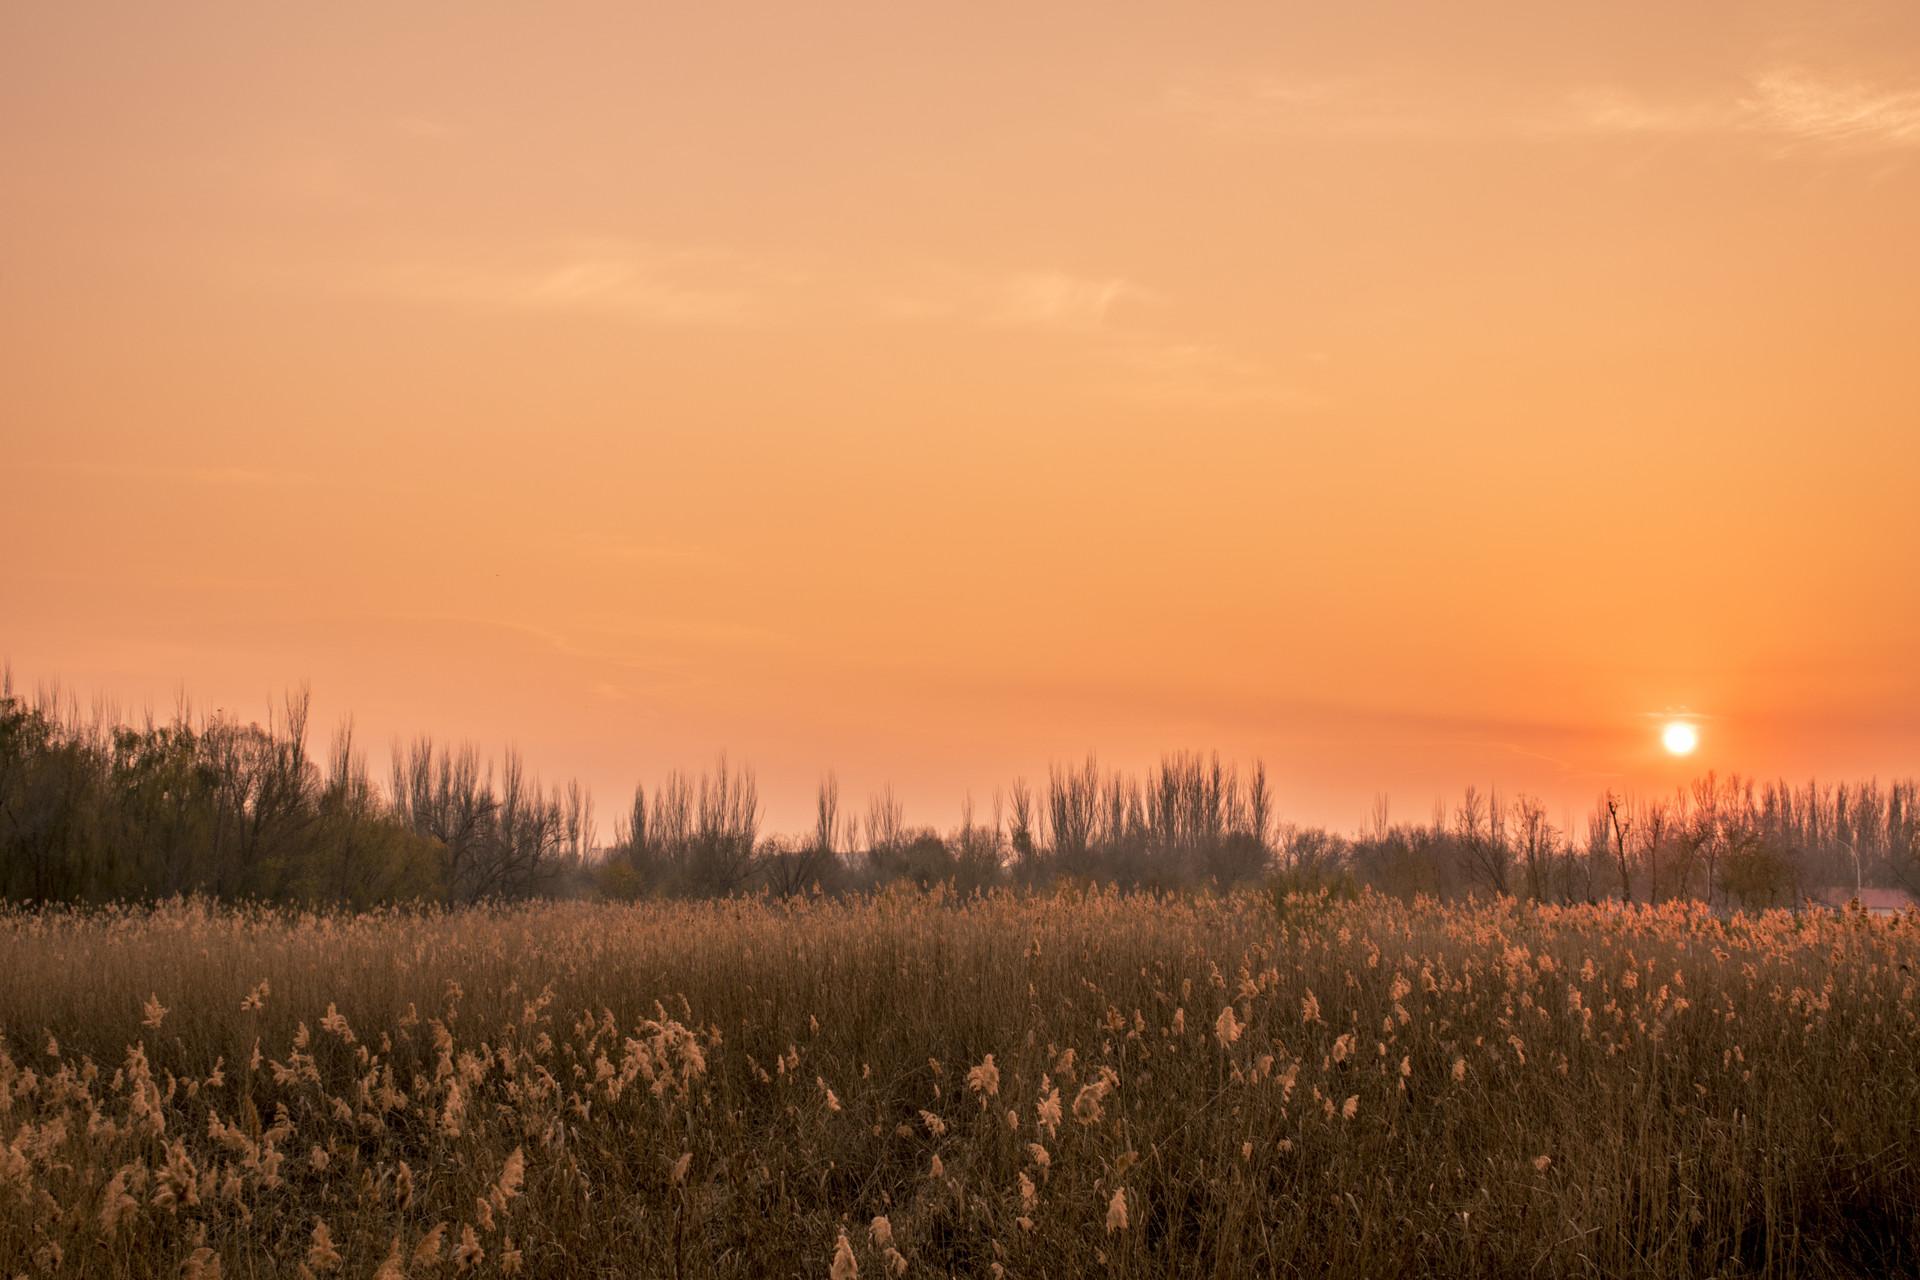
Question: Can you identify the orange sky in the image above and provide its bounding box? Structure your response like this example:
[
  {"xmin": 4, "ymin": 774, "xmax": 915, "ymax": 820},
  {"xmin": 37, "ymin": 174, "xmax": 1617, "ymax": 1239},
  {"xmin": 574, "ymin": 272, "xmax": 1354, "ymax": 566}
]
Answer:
[{"xmin": 5, "ymin": 2, "xmax": 1919, "ymax": 835}]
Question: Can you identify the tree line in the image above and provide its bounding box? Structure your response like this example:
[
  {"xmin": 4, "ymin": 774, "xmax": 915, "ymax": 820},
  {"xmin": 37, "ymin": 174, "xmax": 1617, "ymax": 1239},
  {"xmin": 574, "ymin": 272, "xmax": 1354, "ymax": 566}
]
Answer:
[
  {"xmin": 0, "ymin": 681, "xmax": 590, "ymax": 905},
  {"xmin": 1321, "ymin": 775, "xmax": 1920, "ymax": 911},
  {"xmin": 598, "ymin": 751, "xmax": 1275, "ymax": 899},
  {"xmin": 3, "ymin": 675, "xmax": 1916, "ymax": 908}
]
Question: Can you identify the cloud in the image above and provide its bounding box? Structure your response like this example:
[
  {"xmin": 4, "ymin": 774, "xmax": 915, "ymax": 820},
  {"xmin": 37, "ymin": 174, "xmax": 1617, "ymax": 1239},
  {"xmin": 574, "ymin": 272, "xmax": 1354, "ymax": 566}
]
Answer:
[
  {"xmin": 1170, "ymin": 68, "xmax": 1920, "ymax": 153},
  {"xmin": 1164, "ymin": 73, "xmax": 1715, "ymax": 142},
  {"xmin": 875, "ymin": 267, "xmax": 1149, "ymax": 332},
  {"xmin": 995, "ymin": 272, "xmax": 1144, "ymax": 331},
  {"xmin": 1162, "ymin": 75, "xmax": 1462, "ymax": 140},
  {"xmin": 321, "ymin": 238, "xmax": 1156, "ymax": 336},
  {"xmin": 1560, "ymin": 70, "xmax": 1920, "ymax": 151},
  {"xmin": 342, "ymin": 239, "xmax": 775, "ymax": 324},
  {"xmin": 867, "ymin": 264, "xmax": 1314, "ymax": 408},
  {"xmin": 1563, "ymin": 88, "xmax": 1735, "ymax": 138},
  {"xmin": 1740, "ymin": 70, "xmax": 1920, "ymax": 149},
  {"xmin": 1570, "ymin": 71, "xmax": 1920, "ymax": 150}
]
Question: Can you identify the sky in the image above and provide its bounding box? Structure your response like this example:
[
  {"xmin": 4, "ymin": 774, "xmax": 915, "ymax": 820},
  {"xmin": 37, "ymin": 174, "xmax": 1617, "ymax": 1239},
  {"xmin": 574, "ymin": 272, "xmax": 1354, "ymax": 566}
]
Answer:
[{"xmin": 5, "ymin": 2, "xmax": 1920, "ymax": 837}]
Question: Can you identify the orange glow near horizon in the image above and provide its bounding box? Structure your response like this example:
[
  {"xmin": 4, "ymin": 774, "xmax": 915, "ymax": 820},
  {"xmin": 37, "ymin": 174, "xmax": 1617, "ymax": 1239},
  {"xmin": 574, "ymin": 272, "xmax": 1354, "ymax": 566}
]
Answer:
[{"xmin": 5, "ymin": 3, "xmax": 1920, "ymax": 834}]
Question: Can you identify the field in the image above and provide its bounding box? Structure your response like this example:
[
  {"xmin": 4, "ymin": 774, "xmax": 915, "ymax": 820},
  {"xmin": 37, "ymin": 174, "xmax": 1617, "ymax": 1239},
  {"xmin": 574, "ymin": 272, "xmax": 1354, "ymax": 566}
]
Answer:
[{"xmin": 1, "ymin": 892, "xmax": 1916, "ymax": 1279}]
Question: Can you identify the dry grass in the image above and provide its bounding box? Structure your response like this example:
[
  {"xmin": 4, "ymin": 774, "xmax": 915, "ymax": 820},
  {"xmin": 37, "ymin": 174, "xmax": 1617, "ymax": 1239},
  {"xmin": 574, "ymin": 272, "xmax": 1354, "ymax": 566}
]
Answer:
[{"xmin": 1, "ymin": 890, "xmax": 1917, "ymax": 1278}]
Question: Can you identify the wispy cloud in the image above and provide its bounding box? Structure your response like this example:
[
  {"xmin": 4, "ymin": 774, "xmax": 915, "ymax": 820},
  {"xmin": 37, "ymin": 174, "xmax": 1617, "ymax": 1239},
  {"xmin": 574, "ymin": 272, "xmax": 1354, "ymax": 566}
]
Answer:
[
  {"xmin": 1563, "ymin": 88, "xmax": 1734, "ymax": 138},
  {"xmin": 866, "ymin": 264, "xmax": 1312, "ymax": 409},
  {"xmin": 1171, "ymin": 67, "xmax": 1920, "ymax": 153},
  {"xmin": 1164, "ymin": 72, "xmax": 1712, "ymax": 142},
  {"xmin": 318, "ymin": 236, "xmax": 1159, "ymax": 337},
  {"xmin": 995, "ymin": 272, "xmax": 1147, "ymax": 331},
  {"xmin": 875, "ymin": 266, "xmax": 1149, "ymax": 332},
  {"xmin": 1162, "ymin": 74, "xmax": 1462, "ymax": 140},
  {"xmin": 324, "ymin": 239, "xmax": 1304, "ymax": 410},
  {"xmin": 1740, "ymin": 70, "xmax": 1920, "ymax": 149},
  {"xmin": 1571, "ymin": 71, "xmax": 1920, "ymax": 150},
  {"xmin": 341, "ymin": 239, "xmax": 783, "ymax": 324},
  {"xmin": 869, "ymin": 263, "xmax": 1316, "ymax": 408}
]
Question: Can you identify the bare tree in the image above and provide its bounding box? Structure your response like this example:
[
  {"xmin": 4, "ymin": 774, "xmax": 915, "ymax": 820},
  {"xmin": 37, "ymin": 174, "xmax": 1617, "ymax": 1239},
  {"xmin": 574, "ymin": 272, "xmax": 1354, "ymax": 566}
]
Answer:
[
  {"xmin": 1246, "ymin": 759, "xmax": 1274, "ymax": 853},
  {"xmin": 866, "ymin": 784, "xmax": 904, "ymax": 858},
  {"xmin": 1007, "ymin": 777, "xmax": 1039, "ymax": 873},
  {"xmin": 764, "ymin": 772, "xmax": 843, "ymax": 897},
  {"xmin": 1047, "ymin": 757, "xmax": 1099, "ymax": 862},
  {"xmin": 1640, "ymin": 800, "xmax": 1672, "ymax": 903},
  {"xmin": 1369, "ymin": 792, "xmax": 1391, "ymax": 842},
  {"xmin": 815, "ymin": 772, "xmax": 846, "ymax": 857},
  {"xmin": 391, "ymin": 737, "xmax": 496, "ymax": 901},
  {"xmin": 1456, "ymin": 785, "xmax": 1511, "ymax": 896},
  {"xmin": 689, "ymin": 755, "xmax": 759, "ymax": 895},
  {"xmin": 1512, "ymin": 794, "xmax": 1554, "ymax": 902},
  {"xmin": 1606, "ymin": 794, "xmax": 1633, "ymax": 903}
]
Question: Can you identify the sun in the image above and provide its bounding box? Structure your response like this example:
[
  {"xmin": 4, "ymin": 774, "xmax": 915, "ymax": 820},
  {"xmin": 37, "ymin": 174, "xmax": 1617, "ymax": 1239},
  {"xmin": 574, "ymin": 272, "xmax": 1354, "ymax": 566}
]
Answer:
[{"xmin": 1661, "ymin": 721, "xmax": 1699, "ymax": 756}]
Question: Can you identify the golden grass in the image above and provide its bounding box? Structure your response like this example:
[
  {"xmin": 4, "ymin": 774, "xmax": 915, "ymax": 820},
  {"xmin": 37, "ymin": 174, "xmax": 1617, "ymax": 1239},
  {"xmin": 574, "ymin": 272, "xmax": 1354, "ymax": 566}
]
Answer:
[{"xmin": 1, "ymin": 889, "xmax": 1916, "ymax": 1277}]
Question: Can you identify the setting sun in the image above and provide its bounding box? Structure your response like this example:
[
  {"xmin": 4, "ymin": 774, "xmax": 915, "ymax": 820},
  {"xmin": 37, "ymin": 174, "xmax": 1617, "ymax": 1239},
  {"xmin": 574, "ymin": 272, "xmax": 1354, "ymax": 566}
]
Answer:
[{"xmin": 1662, "ymin": 721, "xmax": 1700, "ymax": 757}]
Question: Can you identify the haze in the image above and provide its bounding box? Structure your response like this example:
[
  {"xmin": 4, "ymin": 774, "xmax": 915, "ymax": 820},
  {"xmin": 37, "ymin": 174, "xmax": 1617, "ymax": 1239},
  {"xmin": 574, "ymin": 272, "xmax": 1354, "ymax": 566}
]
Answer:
[{"xmin": 6, "ymin": 1, "xmax": 1919, "ymax": 832}]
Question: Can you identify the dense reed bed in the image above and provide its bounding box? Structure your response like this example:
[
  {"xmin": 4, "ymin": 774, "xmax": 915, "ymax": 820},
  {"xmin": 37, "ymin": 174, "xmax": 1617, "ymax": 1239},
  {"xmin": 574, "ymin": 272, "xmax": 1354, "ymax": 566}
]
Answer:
[{"xmin": 1, "ymin": 891, "xmax": 1915, "ymax": 1277}]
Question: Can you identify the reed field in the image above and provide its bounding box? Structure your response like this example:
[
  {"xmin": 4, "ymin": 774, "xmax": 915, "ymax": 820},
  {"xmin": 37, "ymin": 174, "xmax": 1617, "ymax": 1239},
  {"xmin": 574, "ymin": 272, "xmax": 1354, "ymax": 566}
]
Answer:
[{"xmin": 1, "ymin": 891, "xmax": 1916, "ymax": 1279}]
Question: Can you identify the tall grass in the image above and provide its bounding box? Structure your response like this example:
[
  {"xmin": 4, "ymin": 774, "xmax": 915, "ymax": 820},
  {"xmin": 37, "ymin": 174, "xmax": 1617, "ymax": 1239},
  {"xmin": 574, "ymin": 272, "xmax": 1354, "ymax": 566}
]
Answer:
[{"xmin": 1, "ymin": 891, "xmax": 1916, "ymax": 1277}]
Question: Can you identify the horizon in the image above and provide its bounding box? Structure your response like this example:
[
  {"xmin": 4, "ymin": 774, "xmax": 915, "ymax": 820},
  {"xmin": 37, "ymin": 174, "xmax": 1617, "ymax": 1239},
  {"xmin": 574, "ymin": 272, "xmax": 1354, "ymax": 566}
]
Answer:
[
  {"xmin": 7, "ymin": 2, "xmax": 1920, "ymax": 838},
  {"xmin": 5, "ymin": 663, "xmax": 1912, "ymax": 851}
]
